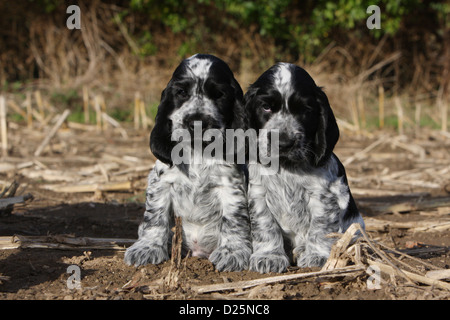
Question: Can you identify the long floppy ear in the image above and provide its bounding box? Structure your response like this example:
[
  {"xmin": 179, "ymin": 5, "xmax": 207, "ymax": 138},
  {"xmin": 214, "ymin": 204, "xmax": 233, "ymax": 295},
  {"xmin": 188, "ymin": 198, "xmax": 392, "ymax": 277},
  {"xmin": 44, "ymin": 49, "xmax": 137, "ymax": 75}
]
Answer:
[
  {"xmin": 230, "ymin": 77, "xmax": 246, "ymax": 130},
  {"xmin": 312, "ymin": 87, "xmax": 339, "ymax": 167},
  {"xmin": 150, "ymin": 88, "xmax": 175, "ymax": 166},
  {"xmin": 242, "ymin": 86, "xmax": 258, "ymax": 130}
]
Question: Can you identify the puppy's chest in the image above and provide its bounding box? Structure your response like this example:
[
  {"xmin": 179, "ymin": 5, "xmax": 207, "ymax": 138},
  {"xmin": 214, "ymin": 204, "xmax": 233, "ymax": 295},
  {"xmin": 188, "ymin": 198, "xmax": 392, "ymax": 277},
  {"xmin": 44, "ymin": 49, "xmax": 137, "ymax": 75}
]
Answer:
[
  {"xmin": 250, "ymin": 163, "xmax": 350, "ymax": 232},
  {"xmin": 164, "ymin": 164, "xmax": 240, "ymax": 220},
  {"xmin": 262, "ymin": 169, "xmax": 312, "ymax": 213},
  {"xmin": 250, "ymin": 164, "xmax": 336, "ymax": 215}
]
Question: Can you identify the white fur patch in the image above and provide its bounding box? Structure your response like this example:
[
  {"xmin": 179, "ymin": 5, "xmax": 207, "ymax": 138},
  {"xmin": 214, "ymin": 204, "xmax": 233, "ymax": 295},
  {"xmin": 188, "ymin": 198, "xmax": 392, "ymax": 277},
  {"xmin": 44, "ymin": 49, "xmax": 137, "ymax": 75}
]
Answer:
[
  {"xmin": 186, "ymin": 54, "xmax": 213, "ymax": 79},
  {"xmin": 273, "ymin": 63, "xmax": 294, "ymax": 100}
]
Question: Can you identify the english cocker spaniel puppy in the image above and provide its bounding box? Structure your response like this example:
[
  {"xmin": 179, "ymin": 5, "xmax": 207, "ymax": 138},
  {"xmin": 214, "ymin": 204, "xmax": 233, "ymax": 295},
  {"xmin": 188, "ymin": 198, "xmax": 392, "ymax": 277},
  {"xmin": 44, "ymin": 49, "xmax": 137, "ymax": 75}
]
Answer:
[
  {"xmin": 124, "ymin": 54, "xmax": 251, "ymax": 271},
  {"xmin": 244, "ymin": 63, "xmax": 365, "ymax": 273}
]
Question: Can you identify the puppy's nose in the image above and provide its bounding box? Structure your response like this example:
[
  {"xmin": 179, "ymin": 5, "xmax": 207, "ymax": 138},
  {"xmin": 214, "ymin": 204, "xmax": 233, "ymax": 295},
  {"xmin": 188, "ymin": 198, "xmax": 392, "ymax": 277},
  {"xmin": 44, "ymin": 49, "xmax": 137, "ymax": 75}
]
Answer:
[
  {"xmin": 277, "ymin": 132, "xmax": 295, "ymax": 150},
  {"xmin": 184, "ymin": 114, "xmax": 212, "ymax": 134},
  {"xmin": 279, "ymin": 139, "xmax": 295, "ymax": 150}
]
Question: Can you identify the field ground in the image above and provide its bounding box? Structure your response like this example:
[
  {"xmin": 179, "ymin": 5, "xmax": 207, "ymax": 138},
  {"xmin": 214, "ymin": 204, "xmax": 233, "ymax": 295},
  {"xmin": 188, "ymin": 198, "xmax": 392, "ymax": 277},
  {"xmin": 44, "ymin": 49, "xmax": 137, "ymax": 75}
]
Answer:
[{"xmin": 0, "ymin": 122, "xmax": 449, "ymax": 300}]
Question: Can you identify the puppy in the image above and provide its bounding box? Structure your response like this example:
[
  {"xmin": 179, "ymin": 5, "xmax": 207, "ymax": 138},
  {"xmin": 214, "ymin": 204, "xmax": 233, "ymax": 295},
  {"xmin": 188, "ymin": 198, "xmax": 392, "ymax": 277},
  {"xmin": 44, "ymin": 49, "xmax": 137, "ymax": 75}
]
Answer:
[
  {"xmin": 124, "ymin": 54, "xmax": 251, "ymax": 271},
  {"xmin": 244, "ymin": 63, "xmax": 365, "ymax": 273}
]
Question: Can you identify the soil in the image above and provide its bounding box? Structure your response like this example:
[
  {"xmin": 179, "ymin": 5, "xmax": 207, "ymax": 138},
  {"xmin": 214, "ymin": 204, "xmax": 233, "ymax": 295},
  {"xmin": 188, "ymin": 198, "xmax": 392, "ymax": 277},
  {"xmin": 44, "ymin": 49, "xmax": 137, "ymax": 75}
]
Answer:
[{"xmin": 0, "ymin": 124, "xmax": 449, "ymax": 301}]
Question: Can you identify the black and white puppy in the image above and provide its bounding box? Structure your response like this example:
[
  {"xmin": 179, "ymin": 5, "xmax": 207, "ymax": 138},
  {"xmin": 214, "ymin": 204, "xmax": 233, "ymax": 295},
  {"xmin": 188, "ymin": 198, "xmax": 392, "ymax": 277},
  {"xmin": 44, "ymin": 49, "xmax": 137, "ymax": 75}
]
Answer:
[
  {"xmin": 244, "ymin": 63, "xmax": 365, "ymax": 273},
  {"xmin": 124, "ymin": 54, "xmax": 251, "ymax": 271}
]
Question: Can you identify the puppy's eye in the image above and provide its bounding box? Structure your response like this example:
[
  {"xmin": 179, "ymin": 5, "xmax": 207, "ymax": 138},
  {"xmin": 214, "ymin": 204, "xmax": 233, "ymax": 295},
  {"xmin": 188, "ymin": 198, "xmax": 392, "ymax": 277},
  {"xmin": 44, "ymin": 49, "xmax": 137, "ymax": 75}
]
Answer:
[
  {"xmin": 262, "ymin": 104, "xmax": 272, "ymax": 112},
  {"xmin": 213, "ymin": 90, "xmax": 223, "ymax": 99},
  {"xmin": 177, "ymin": 89, "xmax": 188, "ymax": 98},
  {"xmin": 209, "ymin": 88, "xmax": 223, "ymax": 100}
]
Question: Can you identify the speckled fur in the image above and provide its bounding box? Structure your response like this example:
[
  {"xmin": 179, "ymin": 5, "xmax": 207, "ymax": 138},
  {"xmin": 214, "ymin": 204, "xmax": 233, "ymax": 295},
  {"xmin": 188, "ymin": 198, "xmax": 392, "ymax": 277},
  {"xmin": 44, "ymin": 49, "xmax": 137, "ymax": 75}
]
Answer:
[
  {"xmin": 124, "ymin": 54, "xmax": 251, "ymax": 271},
  {"xmin": 245, "ymin": 63, "xmax": 364, "ymax": 273}
]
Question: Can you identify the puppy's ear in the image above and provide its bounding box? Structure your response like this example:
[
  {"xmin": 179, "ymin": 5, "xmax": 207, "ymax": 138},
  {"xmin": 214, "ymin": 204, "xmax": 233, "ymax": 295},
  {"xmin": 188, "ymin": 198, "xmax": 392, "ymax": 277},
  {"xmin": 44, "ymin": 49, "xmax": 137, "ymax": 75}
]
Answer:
[
  {"xmin": 230, "ymin": 78, "xmax": 246, "ymax": 130},
  {"xmin": 243, "ymin": 86, "xmax": 257, "ymax": 106},
  {"xmin": 150, "ymin": 88, "xmax": 175, "ymax": 166},
  {"xmin": 312, "ymin": 87, "xmax": 339, "ymax": 167},
  {"xmin": 242, "ymin": 86, "xmax": 258, "ymax": 129}
]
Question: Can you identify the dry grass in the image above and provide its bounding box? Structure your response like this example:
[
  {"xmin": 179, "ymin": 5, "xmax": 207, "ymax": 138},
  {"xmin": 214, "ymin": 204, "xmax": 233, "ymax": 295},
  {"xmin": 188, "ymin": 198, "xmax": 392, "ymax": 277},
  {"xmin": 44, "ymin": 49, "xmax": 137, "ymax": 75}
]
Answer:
[{"xmin": 0, "ymin": 2, "xmax": 447, "ymax": 134}]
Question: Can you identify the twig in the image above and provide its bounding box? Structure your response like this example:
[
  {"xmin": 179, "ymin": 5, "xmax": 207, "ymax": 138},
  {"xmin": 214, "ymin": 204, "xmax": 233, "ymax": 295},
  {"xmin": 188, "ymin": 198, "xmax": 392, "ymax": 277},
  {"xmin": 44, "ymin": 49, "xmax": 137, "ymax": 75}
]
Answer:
[
  {"xmin": 368, "ymin": 259, "xmax": 450, "ymax": 291},
  {"xmin": 34, "ymin": 109, "xmax": 70, "ymax": 157},
  {"xmin": 440, "ymin": 98, "xmax": 448, "ymax": 132},
  {"xmin": 0, "ymin": 193, "xmax": 34, "ymax": 210},
  {"xmin": 7, "ymin": 100, "xmax": 27, "ymax": 118},
  {"xmin": 140, "ymin": 99, "xmax": 148, "ymax": 129},
  {"xmin": 165, "ymin": 217, "xmax": 183, "ymax": 289},
  {"xmin": 359, "ymin": 196, "xmax": 450, "ymax": 215},
  {"xmin": 34, "ymin": 90, "xmax": 44, "ymax": 118},
  {"xmin": 378, "ymin": 85, "xmax": 384, "ymax": 129},
  {"xmin": 357, "ymin": 93, "xmax": 366, "ymax": 129},
  {"xmin": 342, "ymin": 134, "xmax": 388, "ymax": 166},
  {"xmin": 100, "ymin": 95, "xmax": 108, "ymax": 130},
  {"xmin": 82, "ymin": 86, "xmax": 90, "ymax": 124},
  {"xmin": 349, "ymin": 97, "xmax": 360, "ymax": 131},
  {"xmin": 425, "ymin": 269, "xmax": 450, "ymax": 281},
  {"xmin": 0, "ymin": 274, "xmax": 10, "ymax": 282},
  {"xmin": 134, "ymin": 92, "xmax": 141, "ymax": 130},
  {"xmin": 20, "ymin": 168, "xmax": 80, "ymax": 182},
  {"xmin": 336, "ymin": 117, "xmax": 359, "ymax": 132},
  {"xmin": 41, "ymin": 180, "xmax": 132, "ymax": 193},
  {"xmin": 26, "ymin": 92, "xmax": 33, "ymax": 128},
  {"xmin": 0, "ymin": 180, "xmax": 19, "ymax": 198},
  {"xmin": 347, "ymin": 223, "xmax": 417, "ymax": 286},
  {"xmin": 191, "ymin": 265, "xmax": 365, "ymax": 294},
  {"xmin": 0, "ymin": 235, "xmax": 135, "ymax": 250},
  {"xmin": 395, "ymin": 96, "xmax": 404, "ymax": 135},
  {"xmin": 322, "ymin": 223, "xmax": 361, "ymax": 270},
  {"xmin": 0, "ymin": 96, "xmax": 7, "ymax": 157},
  {"xmin": 415, "ymin": 102, "xmax": 421, "ymax": 132},
  {"xmin": 377, "ymin": 241, "xmax": 443, "ymax": 271},
  {"xmin": 94, "ymin": 96, "xmax": 102, "ymax": 131},
  {"xmin": 101, "ymin": 112, "xmax": 128, "ymax": 138},
  {"xmin": 355, "ymin": 52, "xmax": 401, "ymax": 83},
  {"xmin": 171, "ymin": 216, "xmax": 183, "ymax": 269}
]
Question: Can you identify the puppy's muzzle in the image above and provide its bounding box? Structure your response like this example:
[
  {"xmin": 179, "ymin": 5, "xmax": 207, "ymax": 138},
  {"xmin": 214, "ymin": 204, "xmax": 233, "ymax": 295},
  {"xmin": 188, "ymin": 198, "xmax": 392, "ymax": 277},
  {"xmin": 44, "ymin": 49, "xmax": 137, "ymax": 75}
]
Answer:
[
  {"xmin": 277, "ymin": 132, "xmax": 296, "ymax": 151},
  {"xmin": 183, "ymin": 113, "xmax": 220, "ymax": 136},
  {"xmin": 268, "ymin": 131, "xmax": 298, "ymax": 152}
]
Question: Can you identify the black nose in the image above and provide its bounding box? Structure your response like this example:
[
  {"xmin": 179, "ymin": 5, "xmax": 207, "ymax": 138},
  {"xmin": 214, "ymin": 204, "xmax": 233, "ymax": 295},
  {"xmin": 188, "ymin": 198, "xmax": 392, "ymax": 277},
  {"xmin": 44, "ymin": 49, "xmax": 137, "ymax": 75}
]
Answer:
[
  {"xmin": 275, "ymin": 132, "xmax": 295, "ymax": 150},
  {"xmin": 184, "ymin": 114, "xmax": 212, "ymax": 134},
  {"xmin": 279, "ymin": 139, "xmax": 295, "ymax": 150}
]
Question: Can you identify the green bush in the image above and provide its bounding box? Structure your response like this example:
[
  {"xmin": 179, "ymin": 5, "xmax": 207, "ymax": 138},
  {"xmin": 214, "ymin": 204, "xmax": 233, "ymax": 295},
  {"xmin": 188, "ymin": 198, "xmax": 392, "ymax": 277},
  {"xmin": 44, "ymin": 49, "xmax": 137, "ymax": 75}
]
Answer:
[{"xmin": 122, "ymin": 0, "xmax": 448, "ymax": 62}]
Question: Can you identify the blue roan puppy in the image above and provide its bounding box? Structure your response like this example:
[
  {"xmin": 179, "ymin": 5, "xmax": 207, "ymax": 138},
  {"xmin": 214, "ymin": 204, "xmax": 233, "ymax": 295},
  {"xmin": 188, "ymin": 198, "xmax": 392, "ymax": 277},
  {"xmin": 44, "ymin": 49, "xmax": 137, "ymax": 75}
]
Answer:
[
  {"xmin": 244, "ymin": 63, "xmax": 365, "ymax": 273},
  {"xmin": 124, "ymin": 54, "xmax": 251, "ymax": 271}
]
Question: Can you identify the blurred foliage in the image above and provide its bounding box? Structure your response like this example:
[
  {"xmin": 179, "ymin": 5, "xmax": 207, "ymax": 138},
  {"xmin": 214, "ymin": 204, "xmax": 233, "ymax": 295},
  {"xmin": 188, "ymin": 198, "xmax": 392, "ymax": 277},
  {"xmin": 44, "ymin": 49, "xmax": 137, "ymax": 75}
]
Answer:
[
  {"xmin": 122, "ymin": 0, "xmax": 449, "ymax": 61},
  {"xmin": 17, "ymin": 0, "xmax": 450, "ymax": 62},
  {"xmin": 2, "ymin": 0, "xmax": 447, "ymax": 90}
]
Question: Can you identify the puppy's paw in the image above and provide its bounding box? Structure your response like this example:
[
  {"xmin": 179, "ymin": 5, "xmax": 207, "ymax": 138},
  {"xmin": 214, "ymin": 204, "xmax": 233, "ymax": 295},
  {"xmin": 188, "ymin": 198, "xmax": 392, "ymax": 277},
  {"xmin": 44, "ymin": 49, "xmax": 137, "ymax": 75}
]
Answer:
[
  {"xmin": 124, "ymin": 240, "xmax": 169, "ymax": 267},
  {"xmin": 209, "ymin": 246, "xmax": 251, "ymax": 272},
  {"xmin": 296, "ymin": 253, "xmax": 327, "ymax": 268},
  {"xmin": 249, "ymin": 252, "xmax": 289, "ymax": 273}
]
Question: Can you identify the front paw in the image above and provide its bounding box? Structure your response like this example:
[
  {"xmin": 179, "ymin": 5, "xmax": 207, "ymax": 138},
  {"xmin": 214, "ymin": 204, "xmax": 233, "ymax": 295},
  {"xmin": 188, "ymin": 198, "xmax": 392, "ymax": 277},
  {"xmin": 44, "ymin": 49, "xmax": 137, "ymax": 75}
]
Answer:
[
  {"xmin": 249, "ymin": 252, "xmax": 289, "ymax": 273},
  {"xmin": 124, "ymin": 240, "xmax": 169, "ymax": 267},
  {"xmin": 209, "ymin": 246, "xmax": 251, "ymax": 272},
  {"xmin": 296, "ymin": 253, "xmax": 328, "ymax": 268}
]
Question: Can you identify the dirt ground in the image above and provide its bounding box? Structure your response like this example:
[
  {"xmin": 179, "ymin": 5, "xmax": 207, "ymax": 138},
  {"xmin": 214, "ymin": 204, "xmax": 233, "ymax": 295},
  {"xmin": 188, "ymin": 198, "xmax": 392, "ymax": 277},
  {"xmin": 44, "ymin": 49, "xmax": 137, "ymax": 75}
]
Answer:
[{"xmin": 0, "ymin": 123, "xmax": 449, "ymax": 301}]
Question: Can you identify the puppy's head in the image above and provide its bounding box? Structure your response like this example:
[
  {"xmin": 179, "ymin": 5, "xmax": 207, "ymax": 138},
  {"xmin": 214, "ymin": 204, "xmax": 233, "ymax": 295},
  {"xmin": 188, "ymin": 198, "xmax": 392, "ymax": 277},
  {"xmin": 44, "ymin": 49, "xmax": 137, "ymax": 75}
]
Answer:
[
  {"xmin": 150, "ymin": 54, "xmax": 244, "ymax": 165},
  {"xmin": 244, "ymin": 63, "xmax": 339, "ymax": 168}
]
